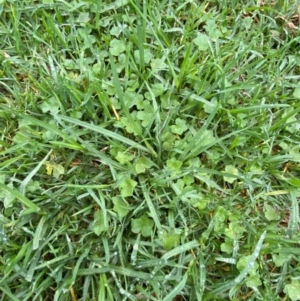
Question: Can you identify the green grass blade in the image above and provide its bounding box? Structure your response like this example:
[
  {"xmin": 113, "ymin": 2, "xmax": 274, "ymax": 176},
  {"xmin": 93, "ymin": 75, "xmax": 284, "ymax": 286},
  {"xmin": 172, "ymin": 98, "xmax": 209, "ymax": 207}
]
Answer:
[
  {"xmin": 0, "ymin": 285, "xmax": 21, "ymax": 301},
  {"xmin": 0, "ymin": 183, "xmax": 40, "ymax": 213},
  {"xmin": 288, "ymin": 190, "xmax": 299, "ymax": 238},
  {"xmin": 270, "ymin": 104, "xmax": 300, "ymax": 132},
  {"xmin": 20, "ymin": 149, "xmax": 52, "ymax": 195},
  {"xmin": 161, "ymin": 240, "xmax": 199, "ymax": 261},
  {"xmin": 32, "ymin": 216, "xmax": 47, "ymax": 250},
  {"xmin": 139, "ymin": 176, "xmax": 162, "ymax": 231},
  {"xmin": 109, "ymin": 53, "xmax": 142, "ymax": 136},
  {"xmin": 203, "ymin": 231, "xmax": 266, "ymax": 300},
  {"xmin": 56, "ymin": 114, "xmax": 149, "ymax": 153},
  {"xmin": 162, "ymin": 271, "xmax": 188, "ymax": 301}
]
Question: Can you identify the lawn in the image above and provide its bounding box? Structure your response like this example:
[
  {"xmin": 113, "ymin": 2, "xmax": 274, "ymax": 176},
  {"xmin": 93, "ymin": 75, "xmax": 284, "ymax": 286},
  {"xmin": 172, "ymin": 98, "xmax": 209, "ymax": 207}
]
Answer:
[{"xmin": 0, "ymin": 0, "xmax": 300, "ymax": 300}]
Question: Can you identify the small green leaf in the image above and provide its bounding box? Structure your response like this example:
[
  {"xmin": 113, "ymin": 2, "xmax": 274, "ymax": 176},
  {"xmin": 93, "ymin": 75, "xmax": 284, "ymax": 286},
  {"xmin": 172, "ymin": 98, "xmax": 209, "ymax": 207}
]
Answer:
[
  {"xmin": 237, "ymin": 255, "xmax": 258, "ymax": 276},
  {"xmin": 92, "ymin": 211, "xmax": 109, "ymax": 236},
  {"xmin": 136, "ymin": 98, "xmax": 148, "ymax": 110},
  {"xmin": 293, "ymin": 88, "xmax": 300, "ymax": 99},
  {"xmin": 127, "ymin": 76, "xmax": 140, "ymax": 91},
  {"xmin": 161, "ymin": 233, "xmax": 181, "ymax": 251},
  {"xmin": 224, "ymin": 165, "xmax": 239, "ymax": 183},
  {"xmin": 279, "ymin": 142, "xmax": 289, "ymax": 150},
  {"xmin": 203, "ymin": 98, "xmax": 218, "ymax": 114},
  {"xmin": 204, "ymin": 19, "xmax": 222, "ymax": 39},
  {"xmin": 150, "ymin": 58, "xmax": 167, "ymax": 72},
  {"xmin": 151, "ymin": 83, "xmax": 165, "ymax": 96},
  {"xmin": 52, "ymin": 164, "xmax": 64, "ymax": 178},
  {"xmin": 134, "ymin": 49, "xmax": 153, "ymax": 64},
  {"xmin": 12, "ymin": 128, "xmax": 31, "ymax": 143},
  {"xmin": 77, "ymin": 12, "xmax": 90, "ymax": 23},
  {"xmin": 193, "ymin": 33, "xmax": 209, "ymax": 51},
  {"xmin": 264, "ymin": 204, "xmax": 280, "ymax": 221},
  {"xmin": 27, "ymin": 180, "xmax": 40, "ymax": 193},
  {"xmin": 110, "ymin": 26, "xmax": 122, "ymax": 37},
  {"xmin": 175, "ymin": 179, "xmax": 185, "ymax": 191},
  {"xmin": 221, "ymin": 240, "xmax": 233, "ymax": 254},
  {"xmin": 242, "ymin": 17, "xmax": 253, "ymax": 30},
  {"xmin": 245, "ymin": 274, "xmax": 262, "ymax": 288},
  {"xmin": 115, "ymin": 151, "xmax": 134, "ymax": 164},
  {"xmin": 124, "ymin": 91, "xmax": 142, "ymax": 108},
  {"xmin": 1, "ymin": 182, "xmax": 16, "ymax": 208},
  {"xmin": 63, "ymin": 58, "xmax": 76, "ymax": 70},
  {"xmin": 288, "ymin": 178, "xmax": 300, "ymax": 187},
  {"xmin": 136, "ymin": 110, "xmax": 153, "ymax": 127},
  {"xmin": 112, "ymin": 196, "xmax": 130, "ymax": 218},
  {"xmin": 162, "ymin": 132, "xmax": 175, "ymax": 151},
  {"xmin": 284, "ymin": 280, "xmax": 300, "ymax": 301},
  {"xmin": 167, "ymin": 157, "xmax": 182, "ymax": 171},
  {"xmin": 40, "ymin": 97, "xmax": 60, "ymax": 115},
  {"xmin": 119, "ymin": 177, "xmax": 137, "ymax": 197},
  {"xmin": 193, "ymin": 200, "xmax": 208, "ymax": 211},
  {"xmin": 70, "ymin": 110, "xmax": 83, "ymax": 119},
  {"xmin": 135, "ymin": 157, "xmax": 153, "ymax": 174},
  {"xmin": 216, "ymin": 206, "xmax": 228, "ymax": 222},
  {"xmin": 273, "ymin": 253, "xmax": 292, "ymax": 267},
  {"xmin": 42, "ymin": 121, "xmax": 58, "ymax": 141},
  {"xmin": 225, "ymin": 222, "xmax": 245, "ymax": 239},
  {"xmin": 110, "ymin": 39, "xmax": 126, "ymax": 56},
  {"xmin": 93, "ymin": 62, "xmax": 102, "ymax": 74},
  {"xmin": 120, "ymin": 117, "xmax": 141, "ymax": 136},
  {"xmin": 171, "ymin": 118, "xmax": 188, "ymax": 135},
  {"xmin": 183, "ymin": 174, "xmax": 194, "ymax": 186},
  {"xmin": 199, "ymin": 129, "xmax": 215, "ymax": 147},
  {"xmin": 82, "ymin": 34, "xmax": 96, "ymax": 49},
  {"xmin": 131, "ymin": 215, "xmax": 154, "ymax": 237}
]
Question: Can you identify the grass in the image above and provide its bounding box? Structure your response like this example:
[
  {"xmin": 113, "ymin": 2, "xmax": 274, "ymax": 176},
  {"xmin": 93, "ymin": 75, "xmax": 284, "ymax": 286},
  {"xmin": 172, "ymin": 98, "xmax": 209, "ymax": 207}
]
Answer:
[{"xmin": 0, "ymin": 0, "xmax": 300, "ymax": 300}]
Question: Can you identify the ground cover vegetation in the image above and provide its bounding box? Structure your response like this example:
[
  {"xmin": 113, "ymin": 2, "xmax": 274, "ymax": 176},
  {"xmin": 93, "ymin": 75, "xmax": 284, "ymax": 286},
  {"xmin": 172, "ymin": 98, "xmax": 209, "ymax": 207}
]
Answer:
[{"xmin": 0, "ymin": 0, "xmax": 300, "ymax": 300}]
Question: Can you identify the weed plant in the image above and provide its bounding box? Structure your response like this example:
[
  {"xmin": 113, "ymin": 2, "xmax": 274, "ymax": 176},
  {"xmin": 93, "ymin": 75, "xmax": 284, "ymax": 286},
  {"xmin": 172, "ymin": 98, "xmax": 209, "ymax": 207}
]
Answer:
[{"xmin": 0, "ymin": 0, "xmax": 300, "ymax": 300}]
